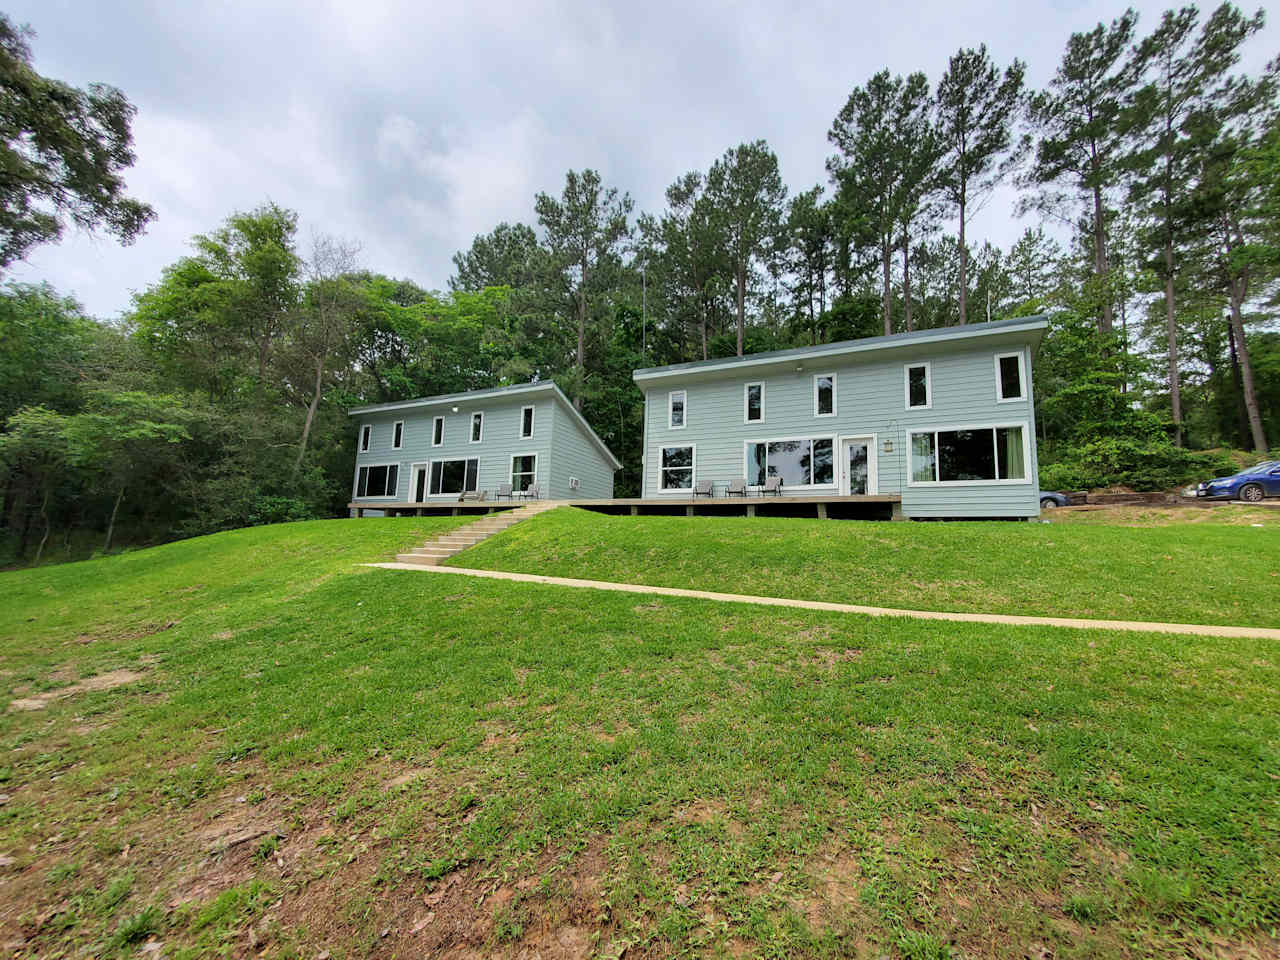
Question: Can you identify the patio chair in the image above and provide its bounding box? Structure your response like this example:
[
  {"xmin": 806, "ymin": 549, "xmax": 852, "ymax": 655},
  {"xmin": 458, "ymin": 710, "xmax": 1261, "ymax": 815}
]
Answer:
[
  {"xmin": 457, "ymin": 489, "xmax": 488, "ymax": 503},
  {"xmin": 496, "ymin": 482, "xmax": 514, "ymax": 501},
  {"xmin": 693, "ymin": 480, "xmax": 714, "ymax": 497},
  {"xmin": 725, "ymin": 479, "xmax": 747, "ymax": 497},
  {"xmin": 760, "ymin": 476, "xmax": 783, "ymax": 496},
  {"xmin": 520, "ymin": 484, "xmax": 541, "ymax": 501}
]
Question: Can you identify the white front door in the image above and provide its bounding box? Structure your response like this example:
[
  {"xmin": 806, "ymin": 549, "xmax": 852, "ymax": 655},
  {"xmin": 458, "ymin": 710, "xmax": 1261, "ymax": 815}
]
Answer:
[
  {"xmin": 841, "ymin": 436, "xmax": 877, "ymax": 495},
  {"xmin": 410, "ymin": 463, "xmax": 429, "ymax": 502}
]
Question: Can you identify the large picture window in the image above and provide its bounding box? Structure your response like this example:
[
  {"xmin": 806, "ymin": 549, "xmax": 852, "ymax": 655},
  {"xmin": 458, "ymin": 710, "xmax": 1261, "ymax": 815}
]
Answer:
[
  {"xmin": 660, "ymin": 445, "xmax": 694, "ymax": 489},
  {"xmin": 511, "ymin": 454, "xmax": 537, "ymax": 491},
  {"xmin": 429, "ymin": 458, "xmax": 479, "ymax": 496},
  {"xmin": 995, "ymin": 352, "xmax": 1025, "ymax": 402},
  {"xmin": 746, "ymin": 437, "xmax": 834, "ymax": 487},
  {"xmin": 356, "ymin": 463, "xmax": 399, "ymax": 498},
  {"xmin": 909, "ymin": 425, "xmax": 1028, "ymax": 484}
]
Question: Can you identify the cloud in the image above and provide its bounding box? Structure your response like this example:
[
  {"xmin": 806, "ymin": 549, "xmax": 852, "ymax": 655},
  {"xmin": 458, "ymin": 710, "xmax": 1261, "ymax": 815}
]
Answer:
[{"xmin": 4, "ymin": 0, "xmax": 1277, "ymax": 316}]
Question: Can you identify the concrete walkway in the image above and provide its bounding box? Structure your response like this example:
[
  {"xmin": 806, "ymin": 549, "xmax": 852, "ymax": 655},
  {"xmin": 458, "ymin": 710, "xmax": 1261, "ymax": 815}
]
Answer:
[{"xmin": 366, "ymin": 562, "xmax": 1280, "ymax": 640}]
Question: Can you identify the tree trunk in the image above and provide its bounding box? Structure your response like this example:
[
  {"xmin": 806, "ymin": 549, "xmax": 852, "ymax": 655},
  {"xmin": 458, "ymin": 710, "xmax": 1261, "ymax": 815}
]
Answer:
[
  {"xmin": 1229, "ymin": 269, "xmax": 1268, "ymax": 453},
  {"xmin": 1164, "ymin": 241, "xmax": 1181, "ymax": 446},
  {"xmin": 880, "ymin": 238, "xmax": 892, "ymax": 336},
  {"xmin": 1092, "ymin": 184, "xmax": 1113, "ymax": 335},
  {"xmin": 902, "ymin": 233, "xmax": 913, "ymax": 333},
  {"xmin": 34, "ymin": 487, "xmax": 50, "ymax": 565},
  {"xmin": 576, "ymin": 256, "xmax": 588, "ymax": 410},
  {"xmin": 295, "ymin": 357, "xmax": 325, "ymax": 473},
  {"xmin": 1227, "ymin": 322, "xmax": 1251, "ymax": 448},
  {"xmin": 104, "ymin": 486, "xmax": 125, "ymax": 554},
  {"xmin": 957, "ymin": 192, "xmax": 968, "ymax": 325},
  {"xmin": 735, "ymin": 265, "xmax": 746, "ymax": 356},
  {"xmin": 700, "ymin": 298, "xmax": 709, "ymax": 361}
]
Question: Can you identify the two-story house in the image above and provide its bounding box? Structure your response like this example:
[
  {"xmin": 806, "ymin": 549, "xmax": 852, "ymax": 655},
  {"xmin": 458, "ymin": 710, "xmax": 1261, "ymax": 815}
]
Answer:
[
  {"xmin": 348, "ymin": 381, "xmax": 621, "ymax": 513},
  {"xmin": 632, "ymin": 315, "xmax": 1048, "ymax": 519}
]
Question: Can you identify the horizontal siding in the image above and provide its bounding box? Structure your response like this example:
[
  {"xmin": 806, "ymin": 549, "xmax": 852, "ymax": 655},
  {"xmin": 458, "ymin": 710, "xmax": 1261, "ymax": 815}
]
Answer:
[
  {"xmin": 351, "ymin": 398, "xmax": 552, "ymax": 502},
  {"xmin": 549, "ymin": 400, "xmax": 615, "ymax": 499},
  {"xmin": 643, "ymin": 342, "xmax": 1040, "ymax": 517}
]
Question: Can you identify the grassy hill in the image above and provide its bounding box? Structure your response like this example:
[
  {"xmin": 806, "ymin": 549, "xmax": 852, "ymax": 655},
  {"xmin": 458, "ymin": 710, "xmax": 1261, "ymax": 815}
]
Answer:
[
  {"xmin": 451, "ymin": 506, "xmax": 1280, "ymax": 627},
  {"xmin": 0, "ymin": 516, "xmax": 1276, "ymax": 958}
]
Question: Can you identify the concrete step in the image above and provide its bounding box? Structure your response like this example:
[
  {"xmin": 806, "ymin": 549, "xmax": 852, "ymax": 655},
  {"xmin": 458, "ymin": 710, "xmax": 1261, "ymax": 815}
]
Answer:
[
  {"xmin": 396, "ymin": 553, "xmax": 443, "ymax": 565},
  {"xmin": 410, "ymin": 547, "xmax": 456, "ymax": 556}
]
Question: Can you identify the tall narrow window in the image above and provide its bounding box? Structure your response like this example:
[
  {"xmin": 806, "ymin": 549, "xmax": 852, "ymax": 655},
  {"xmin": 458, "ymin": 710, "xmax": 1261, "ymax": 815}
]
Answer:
[
  {"xmin": 814, "ymin": 374, "xmax": 836, "ymax": 417},
  {"xmin": 995, "ymin": 352, "xmax": 1025, "ymax": 402},
  {"xmin": 470, "ymin": 412, "xmax": 484, "ymax": 443},
  {"xmin": 905, "ymin": 363, "xmax": 930, "ymax": 409},
  {"xmin": 660, "ymin": 446, "xmax": 694, "ymax": 489},
  {"xmin": 432, "ymin": 416, "xmax": 444, "ymax": 446},
  {"xmin": 359, "ymin": 424, "xmax": 371, "ymax": 452},
  {"xmin": 520, "ymin": 405, "xmax": 535, "ymax": 439},
  {"xmin": 392, "ymin": 421, "xmax": 404, "ymax": 449},
  {"xmin": 669, "ymin": 390, "xmax": 686, "ymax": 429},
  {"xmin": 745, "ymin": 382, "xmax": 764, "ymax": 422}
]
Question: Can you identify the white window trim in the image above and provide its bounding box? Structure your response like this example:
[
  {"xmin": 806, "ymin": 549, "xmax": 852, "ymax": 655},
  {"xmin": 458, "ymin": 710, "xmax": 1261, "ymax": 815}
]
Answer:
[
  {"xmin": 904, "ymin": 362, "xmax": 932, "ymax": 410},
  {"xmin": 742, "ymin": 435, "xmax": 839, "ymax": 491},
  {"xmin": 359, "ymin": 423, "xmax": 371, "ymax": 453},
  {"xmin": 469, "ymin": 411, "xmax": 485, "ymax": 444},
  {"xmin": 838, "ymin": 433, "xmax": 879, "ymax": 495},
  {"xmin": 519, "ymin": 404, "xmax": 535, "ymax": 439},
  {"xmin": 813, "ymin": 373, "xmax": 837, "ymax": 418},
  {"xmin": 353, "ymin": 461, "xmax": 401, "ymax": 499},
  {"xmin": 668, "ymin": 390, "xmax": 687, "ymax": 430},
  {"xmin": 744, "ymin": 381, "xmax": 765, "ymax": 424},
  {"xmin": 424, "ymin": 456, "xmax": 481, "ymax": 498},
  {"xmin": 431, "ymin": 415, "xmax": 444, "ymax": 447},
  {"xmin": 657, "ymin": 442, "xmax": 696, "ymax": 493},
  {"xmin": 509, "ymin": 451, "xmax": 538, "ymax": 490},
  {"xmin": 391, "ymin": 420, "xmax": 404, "ymax": 450},
  {"xmin": 994, "ymin": 351, "xmax": 1027, "ymax": 403},
  {"xmin": 906, "ymin": 421, "xmax": 1034, "ymax": 487}
]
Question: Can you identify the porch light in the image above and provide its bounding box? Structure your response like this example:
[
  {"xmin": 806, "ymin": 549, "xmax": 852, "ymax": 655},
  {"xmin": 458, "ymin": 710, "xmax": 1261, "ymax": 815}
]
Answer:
[
  {"xmin": 451, "ymin": 405, "xmax": 459, "ymax": 413},
  {"xmin": 883, "ymin": 439, "xmax": 894, "ymax": 453}
]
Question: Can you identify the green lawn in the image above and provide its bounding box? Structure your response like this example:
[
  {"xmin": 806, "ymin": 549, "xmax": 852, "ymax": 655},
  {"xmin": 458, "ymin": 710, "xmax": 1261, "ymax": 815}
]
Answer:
[
  {"xmin": 0, "ymin": 519, "xmax": 1276, "ymax": 958},
  {"xmin": 450, "ymin": 507, "xmax": 1280, "ymax": 628}
]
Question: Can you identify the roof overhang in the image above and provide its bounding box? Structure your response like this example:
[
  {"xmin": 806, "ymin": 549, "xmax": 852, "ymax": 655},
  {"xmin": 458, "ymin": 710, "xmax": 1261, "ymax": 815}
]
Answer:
[
  {"xmin": 633, "ymin": 316, "xmax": 1049, "ymax": 387},
  {"xmin": 348, "ymin": 382, "xmax": 622, "ymax": 471}
]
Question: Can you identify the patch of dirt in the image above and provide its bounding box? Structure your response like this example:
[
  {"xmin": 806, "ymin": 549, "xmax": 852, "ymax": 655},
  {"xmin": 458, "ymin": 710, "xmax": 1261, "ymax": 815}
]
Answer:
[
  {"xmin": 8, "ymin": 669, "xmax": 146, "ymax": 711},
  {"xmin": 801, "ymin": 647, "xmax": 863, "ymax": 668},
  {"xmin": 74, "ymin": 621, "xmax": 178, "ymax": 645}
]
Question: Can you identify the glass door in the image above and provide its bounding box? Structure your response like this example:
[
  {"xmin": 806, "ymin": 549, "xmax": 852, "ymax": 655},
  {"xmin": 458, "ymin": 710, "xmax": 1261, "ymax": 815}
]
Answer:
[
  {"xmin": 841, "ymin": 437, "xmax": 876, "ymax": 495},
  {"xmin": 411, "ymin": 464, "xmax": 428, "ymax": 502}
]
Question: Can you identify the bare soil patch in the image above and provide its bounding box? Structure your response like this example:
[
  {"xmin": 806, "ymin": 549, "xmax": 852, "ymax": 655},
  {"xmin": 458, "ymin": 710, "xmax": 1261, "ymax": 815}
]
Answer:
[{"xmin": 8, "ymin": 668, "xmax": 146, "ymax": 711}]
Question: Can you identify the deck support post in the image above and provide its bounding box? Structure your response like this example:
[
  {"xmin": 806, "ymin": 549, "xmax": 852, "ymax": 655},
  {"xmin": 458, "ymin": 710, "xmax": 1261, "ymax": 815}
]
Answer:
[
  {"xmin": 891, "ymin": 501, "xmax": 905, "ymax": 521},
  {"xmin": 630, "ymin": 505, "xmax": 639, "ymax": 516},
  {"xmin": 452, "ymin": 507, "xmax": 460, "ymax": 516},
  {"xmin": 746, "ymin": 505, "xmax": 756, "ymax": 518},
  {"xmin": 817, "ymin": 503, "xmax": 828, "ymax": 520},
  {"xmin": 416, "ymin": 508, "xmax": 423, "ymax": 516},
  {"xmin": 686, "ymin": 505, "xmax": 694, "ymax": 517}
]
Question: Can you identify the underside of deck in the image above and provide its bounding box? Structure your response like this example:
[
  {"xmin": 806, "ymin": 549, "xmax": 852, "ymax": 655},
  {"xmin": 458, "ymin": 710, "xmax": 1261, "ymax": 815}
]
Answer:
[{"xmin": 349, "ymin": 494, "xmax": 902, "ymax": 521}]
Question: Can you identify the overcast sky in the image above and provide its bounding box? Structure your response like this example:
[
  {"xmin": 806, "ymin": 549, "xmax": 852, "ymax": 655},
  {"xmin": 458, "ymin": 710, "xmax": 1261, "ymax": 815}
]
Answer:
[{"xmin": 7, "ymin": 0, "xmax": 1277, "ymax": 318}]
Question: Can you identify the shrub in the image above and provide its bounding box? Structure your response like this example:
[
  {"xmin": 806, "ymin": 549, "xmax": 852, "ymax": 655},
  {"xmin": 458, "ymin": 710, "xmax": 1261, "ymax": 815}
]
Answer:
[
  {"xmin": 1039, "ymin": 439, "xmax": 1238, "ymax": 492},
  {"xmin": 245, "ymin": 496, "xmax": 319, "ymax": 527}
]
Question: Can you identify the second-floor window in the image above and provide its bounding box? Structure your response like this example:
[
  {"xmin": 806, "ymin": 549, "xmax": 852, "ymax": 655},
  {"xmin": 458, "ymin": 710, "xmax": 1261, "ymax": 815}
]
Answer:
[
  {"xmin": 814, "ymin": 374, "xmax": 836, "ymax": 417},
  {"xmin": 470, "ymin": 412, "xmax": 484, "ymax": 442},
  {"xmin": 432, "ymin": 416, "xmax": 444, "ymax": 446},
  {"xmin": 996, "ymin": 352, "xmax": 1026, "ymax": 402},
  {"xmin": 392, "ymin": 420, "xmax": 404, "ymax": 449},
  {"xmin": 745, "ymin": 382, "xmax": 764, "ymax": 422},
  {"xmin": 359, "ymin": 423, "xmax": 371, "ymax": 452},
  {"xmin": 669, "ymin": 390, "xmax": 686, "ymax": 429},
  {"xmin": 520, "ymin": 405, "xmax": 534, "ymax": 438},
  {"xmin": 905, "ymin": 363, "xmax": 930, "ymax": 409}
]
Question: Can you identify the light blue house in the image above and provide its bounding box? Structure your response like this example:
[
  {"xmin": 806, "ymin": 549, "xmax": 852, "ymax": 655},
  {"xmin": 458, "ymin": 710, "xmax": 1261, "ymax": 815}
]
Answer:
[
  {"xmin": 632, "ymin": 316, "xmax": 1048, "ymax": 519},
  {"xmin": 348, "ymin": 381, "xmax": 621, "ymax": 513}
]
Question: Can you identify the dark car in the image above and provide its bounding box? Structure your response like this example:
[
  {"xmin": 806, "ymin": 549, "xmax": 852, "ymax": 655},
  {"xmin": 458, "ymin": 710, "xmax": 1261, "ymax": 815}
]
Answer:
[
  {"xmin": 1197, "ymin": 461, "xmax": 1280, "ymax": 502},
  {"xmin": 1039, "ymin": 491, "xmax": 1071, "ymax": 510}
]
